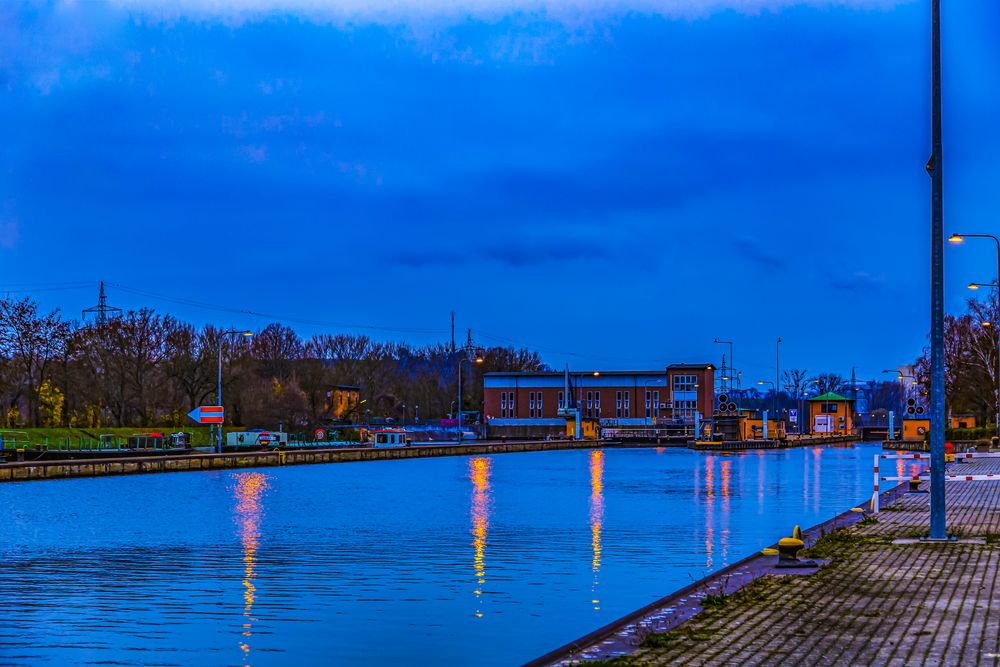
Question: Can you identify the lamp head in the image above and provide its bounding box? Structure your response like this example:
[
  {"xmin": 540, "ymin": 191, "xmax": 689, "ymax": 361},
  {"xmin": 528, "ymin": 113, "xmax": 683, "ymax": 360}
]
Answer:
[{"xmin": 948, "ymin": 233, "xmax": 964, "ymax": 244}]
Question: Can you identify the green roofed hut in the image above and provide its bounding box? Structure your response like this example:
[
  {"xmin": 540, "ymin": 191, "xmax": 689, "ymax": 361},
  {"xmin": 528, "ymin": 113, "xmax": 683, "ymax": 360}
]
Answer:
[{"xmin": 808, "ymin": 392, "xmax": 855, "ymax": 434}]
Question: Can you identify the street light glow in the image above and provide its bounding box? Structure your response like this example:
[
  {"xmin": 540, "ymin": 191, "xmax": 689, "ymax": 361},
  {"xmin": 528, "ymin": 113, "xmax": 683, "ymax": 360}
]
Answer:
[
  {"xmin": 948, "ymin": 233, "xmax": 963, "ymax": 244},
  {"xmin": 969, "ymin": 283, "xmax": 979, "ymax": 290}
]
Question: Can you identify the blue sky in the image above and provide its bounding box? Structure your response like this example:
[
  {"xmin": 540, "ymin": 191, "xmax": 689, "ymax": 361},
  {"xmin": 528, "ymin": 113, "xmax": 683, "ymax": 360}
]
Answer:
[{"xmin": 2, "ymin": 0, "xmax": 999, "ymax": 381}]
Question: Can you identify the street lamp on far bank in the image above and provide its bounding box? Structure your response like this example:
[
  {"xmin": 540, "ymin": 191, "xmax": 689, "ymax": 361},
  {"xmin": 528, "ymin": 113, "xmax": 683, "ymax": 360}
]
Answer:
[
  {"xmin": 881, "ymin": 369, "xmax": 920, "ymax": 386},
  {"xmin": 217, "ymin": 329, "xmax": 253, "ymax": 453},
  {"xmin": 757, "ymin": 380, "xmax": 776, "ymax": 420}
]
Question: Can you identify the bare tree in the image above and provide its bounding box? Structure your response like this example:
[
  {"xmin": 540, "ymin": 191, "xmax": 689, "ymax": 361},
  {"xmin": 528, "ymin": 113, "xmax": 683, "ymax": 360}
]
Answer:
[{"xmin": 0, "ymin": 297, "xmax": 70, "ymax": 425}]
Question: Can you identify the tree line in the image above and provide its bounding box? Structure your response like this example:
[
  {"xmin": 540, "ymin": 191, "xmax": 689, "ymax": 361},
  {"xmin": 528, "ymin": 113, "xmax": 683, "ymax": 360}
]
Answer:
[
  {"xmin": 916, "ymin": 288, "xmax": 999, "ymax": 424},
  {"xmin": 0, "ymin": 296, "xmax": 547, "ymax": 430}
]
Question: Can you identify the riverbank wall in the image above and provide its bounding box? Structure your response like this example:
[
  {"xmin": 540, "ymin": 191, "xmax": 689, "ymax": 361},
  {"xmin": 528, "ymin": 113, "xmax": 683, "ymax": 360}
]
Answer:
[
  {"xmin": 0, "ymin": 439, "xmax": 602, "ymax": 483},
  {"xmin": 690, "ymin": 434, "xmax": 858, "ymax": 451}
]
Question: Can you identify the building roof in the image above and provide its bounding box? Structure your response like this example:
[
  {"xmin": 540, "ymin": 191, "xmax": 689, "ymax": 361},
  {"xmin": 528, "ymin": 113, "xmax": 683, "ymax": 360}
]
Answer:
[
  {"xmin": 483, "ymin": 370, "xmax": 668, "ymax": 377},
  {"xmin": 808, "ymin": 392, "xmax": 853, "ymax": 402},
  {"xmin": 483, "ymin": 365, "xmax": 713, "ymax": 377}
]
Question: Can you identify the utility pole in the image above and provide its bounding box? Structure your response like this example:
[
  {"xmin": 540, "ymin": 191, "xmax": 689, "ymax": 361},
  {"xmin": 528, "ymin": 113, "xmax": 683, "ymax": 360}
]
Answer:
[
  {"xmin": 451, "ymin": 311, "xmax": 456, "ymax": 353},
  {"xmin": 776, "ymin": 337, "xmax": 782, "ymax": 423},
  {"xmin": 457, "ymin": 329, "xmax": 483, "ymax": 444},
  {"xmin": 927, "ymin": 0, "xmax": 946, "ymax": 540}
]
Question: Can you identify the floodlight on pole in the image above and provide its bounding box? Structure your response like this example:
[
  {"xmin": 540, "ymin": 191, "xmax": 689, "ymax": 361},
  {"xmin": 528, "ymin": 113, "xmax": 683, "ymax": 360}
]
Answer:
[{"xmin": 217, "ymin": 329, "xmax": 253, "ymax": 453}]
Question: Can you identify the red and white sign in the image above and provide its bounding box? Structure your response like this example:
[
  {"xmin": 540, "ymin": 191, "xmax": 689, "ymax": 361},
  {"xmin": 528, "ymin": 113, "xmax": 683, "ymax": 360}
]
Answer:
[
  {"xmin": 187, "ymin": 405, "xmax": 224, "ymax": 424},
  {"xmin": 258, "ymin": 432, "xmax": 273, "ymax": 444},
  {"xmin": 314, "ymin": 428, "xmax": 326, "ymax": 441}
]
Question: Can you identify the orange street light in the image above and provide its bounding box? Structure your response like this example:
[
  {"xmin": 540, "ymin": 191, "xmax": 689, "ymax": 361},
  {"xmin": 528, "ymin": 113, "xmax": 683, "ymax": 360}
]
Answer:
[{"xmin": 948, "ymin": 233, "xmax": 964, "ymax": 244}]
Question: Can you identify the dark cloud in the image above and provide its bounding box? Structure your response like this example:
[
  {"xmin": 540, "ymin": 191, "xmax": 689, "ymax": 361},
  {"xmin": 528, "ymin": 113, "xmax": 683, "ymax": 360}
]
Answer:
[
  {"xmin": 1, "ymin": 2, "xmax": 998, "ymax": 374},
  {"xmin": 391, "ymin": 232, "xmax": 617, "ymax": 267},
  {"xmin": 828, "ymin": 271, "xmax": 886, "ymax": 294},
  {"xmin": 732, "ymin": 236, "xmax": 788, "ymax": 272}
]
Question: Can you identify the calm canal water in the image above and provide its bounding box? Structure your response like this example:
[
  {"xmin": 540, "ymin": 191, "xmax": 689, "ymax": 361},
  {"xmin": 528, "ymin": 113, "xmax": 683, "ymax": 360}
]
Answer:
[{"xmin": 0, "ymin": 444, "xmax": 886, "ymax": 666}]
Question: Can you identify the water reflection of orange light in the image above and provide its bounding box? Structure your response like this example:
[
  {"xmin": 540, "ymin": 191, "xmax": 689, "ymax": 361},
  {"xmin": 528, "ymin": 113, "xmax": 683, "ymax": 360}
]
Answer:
[
  {"xmin": 469, "ymin": 457, "xmax": 492, "ymax": 618},
  {"xmin": 705, "ymin": 456, "xmax": 715, "ymax": 569},
  {"xmin": 233, "ymin": 471, "xmax": 270, "ymax": 667},
  {"xmin": 812, "ymin": 448, "xmax": 822, "ymax": 512},
  {"xmin": 589, "ymin": 450, "xmax": 605, "ymax": 610},
  {"xmin": 757, "ymin": 453, "xmax": 765, "ymax": 515},
  {"xmin": 719, "ymin": 460, "xmax": 732, "ymax": 564}
]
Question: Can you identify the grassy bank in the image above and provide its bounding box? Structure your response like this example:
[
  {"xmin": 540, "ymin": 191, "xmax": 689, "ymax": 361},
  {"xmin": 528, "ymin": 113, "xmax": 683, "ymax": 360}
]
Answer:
[{"xmin": 0, "ymin": 426, "xmax": 217, "ymax": 449}]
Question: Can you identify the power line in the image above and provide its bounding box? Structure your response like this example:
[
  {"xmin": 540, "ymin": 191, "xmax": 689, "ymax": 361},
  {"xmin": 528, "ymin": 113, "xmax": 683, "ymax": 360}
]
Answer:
[{"xmin": 106, "ymin": 283, "xmax": 449, "ymax": 336}]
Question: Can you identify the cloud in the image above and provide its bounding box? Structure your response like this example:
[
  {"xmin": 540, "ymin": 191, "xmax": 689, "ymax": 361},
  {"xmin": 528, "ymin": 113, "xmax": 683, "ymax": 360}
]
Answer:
[
  {"xmin": 392, "ymin": 233, "xmax": 617, "ymax": 267},
  {"xmin": 0, "ymin": 205, "xmax": 19, "ymax": 250},
  {"xmin": 108, "ymin": 0, "xmax": 908, "ymax": 26},
  {"xmin": 828, "ymin": 270, "xmax": 886, "ymax": 293},
  {"xmin": 238, "ymin": 144, "xmax": 268, "ymax": 163},
  {"xmin": 732, "ymin": 236, "xmax": 787, "ymax": 271}
]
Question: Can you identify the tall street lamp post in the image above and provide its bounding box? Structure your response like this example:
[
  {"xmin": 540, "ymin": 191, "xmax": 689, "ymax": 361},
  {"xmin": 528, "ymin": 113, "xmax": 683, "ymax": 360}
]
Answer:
[
  {"xmin": 881, "ymin": 369, "xmax": 919, "ymax": 435},
  {"xmin": 951, "ymin": 234, "xmax": 1000, "ymax": 435},
  {"xmin": 776, "ymin": 337, "xmax": 782, "ymax": 423},
  {"xmin": 926, "ymin": 0, "xmax": 946, "ymax": 540},
  {"xmin": 757, "ymin": 381, "xmax": 777, "ymax": 422},
  {"xmin": 217, "ymin": 329, "xmax": 253, "ymax": 453}
]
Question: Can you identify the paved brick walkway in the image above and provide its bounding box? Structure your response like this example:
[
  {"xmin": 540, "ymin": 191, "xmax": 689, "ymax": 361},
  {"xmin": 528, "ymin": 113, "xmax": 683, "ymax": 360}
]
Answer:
[{"xmin": 619, "ymin": 459, "xmax": 1000, "ymax": 667}]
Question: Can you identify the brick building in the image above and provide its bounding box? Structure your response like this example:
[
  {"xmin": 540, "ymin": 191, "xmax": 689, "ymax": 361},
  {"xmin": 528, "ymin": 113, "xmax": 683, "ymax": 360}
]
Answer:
[{"xmin": 483, "ymin": 365, "xmax": 714, "ymax": 436}]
